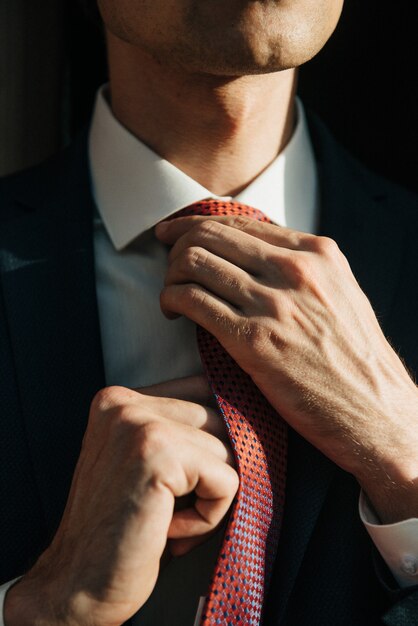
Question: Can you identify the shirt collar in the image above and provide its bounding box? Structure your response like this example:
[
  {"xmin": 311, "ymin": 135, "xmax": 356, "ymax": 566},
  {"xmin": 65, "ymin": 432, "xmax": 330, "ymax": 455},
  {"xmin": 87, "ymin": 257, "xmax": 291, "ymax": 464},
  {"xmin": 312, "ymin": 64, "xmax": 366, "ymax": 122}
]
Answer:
[{"xmin": 89, "ymin": 85, "xmax": 318, "ymax": 250}]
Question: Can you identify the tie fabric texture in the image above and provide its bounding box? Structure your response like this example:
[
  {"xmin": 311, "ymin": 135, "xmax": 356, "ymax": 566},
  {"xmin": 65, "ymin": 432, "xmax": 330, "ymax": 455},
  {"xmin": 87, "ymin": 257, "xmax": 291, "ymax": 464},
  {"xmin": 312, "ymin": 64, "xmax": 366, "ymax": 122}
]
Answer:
[{"xmin": 174, "ymin": 200, "xmax": 288, "ymax": 625}]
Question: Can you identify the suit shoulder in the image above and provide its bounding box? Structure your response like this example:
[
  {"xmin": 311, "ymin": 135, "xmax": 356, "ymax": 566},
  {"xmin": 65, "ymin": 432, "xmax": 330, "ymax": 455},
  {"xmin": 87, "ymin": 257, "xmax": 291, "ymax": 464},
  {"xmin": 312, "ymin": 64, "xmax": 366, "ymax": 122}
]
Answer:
[
  {"xmin": 307, "ymin": 111, "xmax": 418, "ymax": 223},
  {"xmin": 344, "ymin": 153, "xmax": 418, "ymax": 220},
  {"xmin": 0, "ymin": 167, "xmax": 33, "ymax": 220},
  {"xmin": 0, "ymin": 130, "xmax": 89, "ymax": 221}
]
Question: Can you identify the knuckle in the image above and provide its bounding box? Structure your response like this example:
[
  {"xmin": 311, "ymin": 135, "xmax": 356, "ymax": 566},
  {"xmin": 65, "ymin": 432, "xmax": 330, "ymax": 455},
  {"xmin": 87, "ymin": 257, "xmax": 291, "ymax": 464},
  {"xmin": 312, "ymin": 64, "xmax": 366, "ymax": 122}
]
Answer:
[
  {"xmin": 228, "ymin": 214, "xmax": 251, "ymax": 231},
  {"xmin": 90, "ymin": 385, "xmax": 130, "ymax": 415},
  {"xmin": 311, "ymin": 235, "xmax": 340, "ymax": 257},
  {"xmin": 197, "ymin": 219, "xmax": 220, "ymax": 237},
  {"xmin": 182, "ymin": 283, "xmax": 206, "ymax": 308},
  {"xmin": 136, "ymin": 420, "xmax": 169, "ymax": 459},
  {"xmin": 241, "ymin": 318, "xmax": 270, "ymax": 352},
  {"xmin": 223, "ymin": 271, "xmax": 246, "ymax": 295},
  {"xmin": 182, "ymin": 246, "xmax": 207, "ymax": 271},
  {"xmin": 285, "ymin": 254, "xmax": 313, "ymax": 286},
  {"xmin": 259, "ymin": 287, "xmax": 282, "ymax": 318}
]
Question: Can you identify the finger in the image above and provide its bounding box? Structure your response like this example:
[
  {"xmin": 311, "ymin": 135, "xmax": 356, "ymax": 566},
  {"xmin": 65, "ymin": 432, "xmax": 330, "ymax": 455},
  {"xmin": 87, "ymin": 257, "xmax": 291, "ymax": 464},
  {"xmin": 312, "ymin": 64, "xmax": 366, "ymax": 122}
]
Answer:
[
  {"xmin": 168, "ymin": 456, "xmax": 239, "ymax": 539},
  {"xmin": 160, "ymin": 282, "xmax": 242, "ymax": 340},
  {"xmin": 156, "ymin": 215, "xmax": 314, "ymax": 251},
  {"xmin": 169, "ymin": 418, "xmax": 235, "ymax": 466},
  {"xmin": 138, "ymin": 375, "xmax": 215, "ymax": 407},
  {"xmin": 165, "ymin": 246, "xmax": 257, "ymax": 309},
  {"xmin": 136, "ymin": 393, "xmax": 229, "ymax": 441},
  {"xmin": 97, "ymin": 386, "xmax": 230, "ymax": 442},
  {"xmin": 167, "ymin": 220, "xmax": 278, "ymax": 277}
]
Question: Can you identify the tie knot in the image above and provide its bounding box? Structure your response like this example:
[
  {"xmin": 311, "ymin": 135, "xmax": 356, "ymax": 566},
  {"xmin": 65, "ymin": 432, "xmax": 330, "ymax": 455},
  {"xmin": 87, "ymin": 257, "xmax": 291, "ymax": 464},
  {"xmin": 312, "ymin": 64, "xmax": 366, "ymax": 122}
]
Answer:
[{"xmin": 175, "ymin": 198, "xmax": 271, "ymax": 223}]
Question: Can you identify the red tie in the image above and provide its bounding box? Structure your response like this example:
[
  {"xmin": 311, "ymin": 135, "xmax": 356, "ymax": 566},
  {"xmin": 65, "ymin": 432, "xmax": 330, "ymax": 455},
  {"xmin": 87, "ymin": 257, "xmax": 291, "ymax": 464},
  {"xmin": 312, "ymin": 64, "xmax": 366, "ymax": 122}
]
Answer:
[{"xmin": 174, "ymin": 200, "xmax": 288, "ymax": 625}]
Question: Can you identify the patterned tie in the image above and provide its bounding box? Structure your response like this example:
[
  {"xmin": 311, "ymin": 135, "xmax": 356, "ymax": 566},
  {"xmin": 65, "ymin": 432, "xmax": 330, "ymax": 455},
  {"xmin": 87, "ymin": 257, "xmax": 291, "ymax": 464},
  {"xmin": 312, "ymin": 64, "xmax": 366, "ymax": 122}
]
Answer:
[{"xmin": 174, "ymin": 200, "xmax": 288, "ymax": 625}]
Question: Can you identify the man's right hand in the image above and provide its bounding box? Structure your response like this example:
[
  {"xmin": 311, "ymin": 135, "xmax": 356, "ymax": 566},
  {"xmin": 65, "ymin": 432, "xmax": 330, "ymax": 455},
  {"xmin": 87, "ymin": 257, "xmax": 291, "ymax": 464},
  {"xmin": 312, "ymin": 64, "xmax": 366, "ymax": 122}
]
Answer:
[{"xmin": 4, "ymin": 377, "xmax": 238, "ymax": 626}]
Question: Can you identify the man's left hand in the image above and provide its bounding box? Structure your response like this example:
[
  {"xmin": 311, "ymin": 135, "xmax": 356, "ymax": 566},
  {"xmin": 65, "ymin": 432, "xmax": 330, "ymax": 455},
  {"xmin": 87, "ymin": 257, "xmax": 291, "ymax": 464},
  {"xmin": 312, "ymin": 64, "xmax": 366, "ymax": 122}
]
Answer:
[{"xmin": 156, "ymin": 215, "xmax": 418, "ymax": 523}]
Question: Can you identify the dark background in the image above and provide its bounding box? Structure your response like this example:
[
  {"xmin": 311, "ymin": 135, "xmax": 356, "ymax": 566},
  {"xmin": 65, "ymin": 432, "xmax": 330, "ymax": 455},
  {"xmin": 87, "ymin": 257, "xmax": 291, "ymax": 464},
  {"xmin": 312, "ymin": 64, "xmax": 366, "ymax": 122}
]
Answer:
[{"xmin": 66, "ymin": 0, "xmax": 417, "ymax": 192}]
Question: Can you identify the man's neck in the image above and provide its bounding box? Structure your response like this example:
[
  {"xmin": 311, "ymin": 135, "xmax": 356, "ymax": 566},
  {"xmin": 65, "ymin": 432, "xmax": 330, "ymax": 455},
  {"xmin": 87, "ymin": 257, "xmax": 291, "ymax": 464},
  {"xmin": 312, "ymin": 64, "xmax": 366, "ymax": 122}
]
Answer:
[{"xmin": 107, "ymin": 32, "xmax": 297, "ymax": 197}]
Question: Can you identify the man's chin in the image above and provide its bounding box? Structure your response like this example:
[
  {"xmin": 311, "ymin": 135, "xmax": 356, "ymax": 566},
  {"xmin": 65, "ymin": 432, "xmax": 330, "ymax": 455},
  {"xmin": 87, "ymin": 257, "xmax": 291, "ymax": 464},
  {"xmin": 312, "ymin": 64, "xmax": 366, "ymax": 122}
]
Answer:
[{"xmin": 161, "ymin": 46, "xmax": 311, "ymax": 78}]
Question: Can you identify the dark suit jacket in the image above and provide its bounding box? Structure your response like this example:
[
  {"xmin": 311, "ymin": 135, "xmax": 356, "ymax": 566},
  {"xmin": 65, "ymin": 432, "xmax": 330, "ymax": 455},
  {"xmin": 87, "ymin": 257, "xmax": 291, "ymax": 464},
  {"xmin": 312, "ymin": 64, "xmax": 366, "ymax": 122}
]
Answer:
[{"xmin": 1, "ymin": 114, "xmax": 418, "ymax": 625}]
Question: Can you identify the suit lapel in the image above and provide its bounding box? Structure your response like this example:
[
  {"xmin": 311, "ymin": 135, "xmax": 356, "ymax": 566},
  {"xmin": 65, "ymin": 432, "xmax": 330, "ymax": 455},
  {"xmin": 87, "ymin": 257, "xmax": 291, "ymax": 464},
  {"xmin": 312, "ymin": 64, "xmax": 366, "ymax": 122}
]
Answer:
[
  {"xmin": 311, "ymin": 113, "xmax": 404, "ymax": 323},
  {"xmin": 265, "ymin": 113, "xmax": 405, "ymax": 625},
  {"xmin": 264, "ymin": 430, "xmax": 335, "ymax": 625},
  {"xmin": 0, "ymin": 132, "xmax": 105, "ymax": 535}
]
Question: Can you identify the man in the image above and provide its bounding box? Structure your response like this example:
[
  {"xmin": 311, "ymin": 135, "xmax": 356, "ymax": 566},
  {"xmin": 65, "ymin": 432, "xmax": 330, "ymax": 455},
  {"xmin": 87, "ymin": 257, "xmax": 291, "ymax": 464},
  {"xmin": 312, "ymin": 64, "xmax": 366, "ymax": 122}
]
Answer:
[{"xmin": 1, "ymin": 0, "xmax": 418, "ymax": 624}]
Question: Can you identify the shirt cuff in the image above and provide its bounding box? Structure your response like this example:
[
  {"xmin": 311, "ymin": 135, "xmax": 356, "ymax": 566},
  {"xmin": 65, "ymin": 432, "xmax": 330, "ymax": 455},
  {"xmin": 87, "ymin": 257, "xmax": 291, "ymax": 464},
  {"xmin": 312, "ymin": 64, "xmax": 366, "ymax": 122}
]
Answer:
[
  {"xmin": 0, "ymin": 578, "xmax": 22, "ymax": 626},
  {"xmin": 359, "ymin": 490, "xmax": 418, "ymax": 588}
]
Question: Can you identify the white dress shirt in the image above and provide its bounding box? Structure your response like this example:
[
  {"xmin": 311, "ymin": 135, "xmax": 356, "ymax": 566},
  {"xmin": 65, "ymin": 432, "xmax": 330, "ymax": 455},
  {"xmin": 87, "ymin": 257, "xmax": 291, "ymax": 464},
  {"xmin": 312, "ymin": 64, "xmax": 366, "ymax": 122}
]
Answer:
[{"xmin": 1, "ymin": 86, "xmax": 418, "ymax": 625}]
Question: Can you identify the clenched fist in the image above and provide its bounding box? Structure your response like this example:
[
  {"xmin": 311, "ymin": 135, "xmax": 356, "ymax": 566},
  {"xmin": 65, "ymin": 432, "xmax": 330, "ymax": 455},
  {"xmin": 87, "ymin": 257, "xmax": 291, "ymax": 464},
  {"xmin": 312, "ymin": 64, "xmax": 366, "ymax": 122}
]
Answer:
[{"xmin": 5, "ymin": 377, "xmax": 237, "ymax": 626}]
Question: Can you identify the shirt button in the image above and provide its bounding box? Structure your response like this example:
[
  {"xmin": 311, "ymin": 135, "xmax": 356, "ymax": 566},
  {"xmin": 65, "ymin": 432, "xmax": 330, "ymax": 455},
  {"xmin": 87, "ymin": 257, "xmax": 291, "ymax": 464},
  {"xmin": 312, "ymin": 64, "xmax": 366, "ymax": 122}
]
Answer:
[{"xmin": 400, "ymin": 555, "xmax": 418, "ymax": 576}]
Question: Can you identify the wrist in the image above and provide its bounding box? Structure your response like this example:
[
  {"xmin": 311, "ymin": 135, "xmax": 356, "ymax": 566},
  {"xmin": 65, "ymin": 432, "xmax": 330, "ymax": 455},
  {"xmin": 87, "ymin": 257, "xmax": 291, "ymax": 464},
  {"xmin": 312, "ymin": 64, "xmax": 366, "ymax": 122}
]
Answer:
[
  {"xmin": 350, "ymin": 383, "xmax": 418, "ymax": 524},
  {"xmin": 3, "ymin": 573, "xmax": 84, "ymax": 626},
  {"xmin": 359, "ymin": 466, "xmax": 418, "ymax": 524},
  {"xmin": 356, "ymin": 448, "xmax": 418, "ymax": 524}
]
